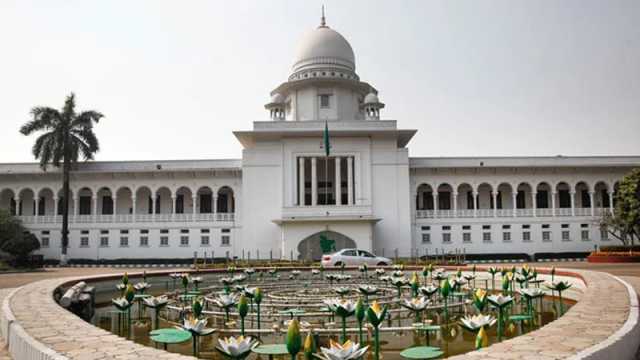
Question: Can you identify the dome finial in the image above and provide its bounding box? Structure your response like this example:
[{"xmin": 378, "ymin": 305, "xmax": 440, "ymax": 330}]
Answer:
[{"xmin": 320, "ymin": 5, "xmax": 326, "ymax": 27}]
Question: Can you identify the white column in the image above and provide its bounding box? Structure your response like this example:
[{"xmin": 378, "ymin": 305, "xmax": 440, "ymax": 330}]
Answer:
[
  {"xmin": 53, "ymin": 196, "xmax": 58, "ymax": 217},
  {"xmin": 112, "ymin": 195, "xmax": 118, "ymax": 221},
  {"xmin": 93, "ymin": 196, "xmax": 98, "ymax": 219},
  {"xmin": 152, "ymin": 195, "xmax": 157, "ymax": 221},
  {"xmin": 347, "ymin": 157, "xmax": 354, "ymax": 205},
  {"xmin": 193, "ymin": 194, "xmax": 198, "ymax": 217},
  {"xmin": 492, "ymin": 191, "xmax": 498, "ymax": 217},
  {"xmin": 34, "ymin": 197, "xmax": 40, "ymax": 218},
  {"xmin": 551, "ymin": 191, "xmax": 557, "ymax": 217},
  {"xmin": 14, "ymin": 197, "xmax": 20, "ymax": 216},
  {"xmin": 298, "ymin": 157, "xmax": 306, "ymax": 206},
  {"xmin": 532, "ymin": 191, "xmax": 537, "ymax": 217},
  {"xmin": 473, "ymin": 191, "xmax": 478, "ymax": 217},
  {"xmin": 311, "ymin": 157, "xmax": 318, "ymax": 206},
  {"xmin": 453, "ymin": 192, "xmax": 458, "ymax": 217},
  {"xmin": 432, "ymin": 193, "xmax": 438, "ymax": 217},
  {"xmin": 213, "ymin": 195, "xmax": 218, "ymax": 215},
  {"xmin": 132, "ymin": 196, "xmax": 137, "ymax": 221},
  {"xmin": 171, "ymin": 196, "xmax": 177, "ymax": 215},
  {"xmin": 74, "ymin": 196, "xmax": 79, "ymax": 217},
  {"xmin": 608, "ymin": 192, "xmax": 614, "ymax": 214},
  {"xmin": 589, "ymin": 191, "xmax": 595, "ymax": 217},
  {"xmin": 335, "ymin": 156, "xmax": 341, "ymax": 205},
  {"xmin": 512, "ymin": 192, "xmax": 517, "ymax": 217},
  {"xmin": 570, "ymin": 191, "xmax": 576, "ymax": 216}
]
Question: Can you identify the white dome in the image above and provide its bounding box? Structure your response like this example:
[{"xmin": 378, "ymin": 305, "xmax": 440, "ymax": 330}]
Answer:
[
  {"xmin": 271, "ymin": 93, "xmax": 285, "ymax": 104},
  {"xmin": 291, "ymin": 26, "xmax": 356, "ymax": 75},
  {"xmin": 364, "ymin": 93, "xmax": 379, "ymax": 104}
]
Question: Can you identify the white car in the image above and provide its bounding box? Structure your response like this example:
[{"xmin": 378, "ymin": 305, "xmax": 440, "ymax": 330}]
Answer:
[{"xmin": 321, "ymin": 249, "xmax": 392, "ymax": 267}]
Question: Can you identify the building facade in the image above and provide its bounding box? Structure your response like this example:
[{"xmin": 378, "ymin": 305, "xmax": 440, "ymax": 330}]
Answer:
[{"xmin": 1, "ymin": 17, "xmax": 638, "ymax": 261}]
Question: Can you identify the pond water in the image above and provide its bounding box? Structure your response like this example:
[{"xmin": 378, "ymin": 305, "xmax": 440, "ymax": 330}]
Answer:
[{"xmin": 86, "ymin": 270, "xmax": 574, "ymax": 359}]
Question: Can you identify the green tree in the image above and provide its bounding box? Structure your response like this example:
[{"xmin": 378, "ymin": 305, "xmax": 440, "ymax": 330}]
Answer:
[
  {"xmin": 20, "ymin": 93, "xmax": 103, "ymax": 263},
  {"xmin": 600, "ymin": 168, "xmax": 640, "ymax": 246},
  {"xmin": 0, "ymin": 210, "xmax": 40, "ymax": 266}
]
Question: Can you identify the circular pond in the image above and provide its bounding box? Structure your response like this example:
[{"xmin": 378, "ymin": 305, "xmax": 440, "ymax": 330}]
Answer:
[{"xmin": 80, "ymin": 266, "xmax": 574, "ymax": 359}]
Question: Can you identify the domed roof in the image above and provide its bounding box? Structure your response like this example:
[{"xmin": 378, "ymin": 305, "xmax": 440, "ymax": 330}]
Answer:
[
  {"xmin": 364, "ymin": 92, "xmax": 379, "ymax": 104},
  {"xmin": 291, "ymin": 24, "xmax": 356, "ymax": 76},
  {"xmin": 270, "ymin": 93, "xmax": 285, "ymax": 104}
]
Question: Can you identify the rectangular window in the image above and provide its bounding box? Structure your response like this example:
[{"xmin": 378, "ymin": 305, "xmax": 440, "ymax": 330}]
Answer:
[
  {"xmin": 180, "ymin": 229, "xmax": 189, "ymax": 234},
  {"xmin": 160, "ymin": 229, "xmax": 169, "ymax": 234},
  {"xmin": 562, "ymin": 230, "xmax": 571, "ymax": 241},
  {"xmin": 180, "ymin": 236, "xmax": 189, "ymax": 246},
  {"xmin": 561, "ymin": 224, "xmax": 569, "ymax": 229},
  {"xmin": 421, "ymin": 226, "xmax": 431, "ymax": 231},
  {"xmin": 442, "ymin": 225, "xmax": 451, "ymax": 231},
  {"xmin": 80, "ymin": 237, "xmax": 89, "ymax": 247},
  {"xmin": 120, "ymin": 237, "xmax": 129, "ymax": 247},
  {"xmin": 600, "ymin": 228, "xmax": 609, "ymax": 241},
  {"xmin": 139, "ymin": 236, "xmax": 149, "ymax": 247},
  {"xmin": 160, "ymin": 236, "xmax": 169, "ymax": 246},
  {"xmin": 482, "ymin": 225, "xmax": 491, "ymax": 230},
  {"xmin": 542, "ymin": 224, "xmax": 550, "ymax": 229},
  {"xmin": 201, "ymin": 228, "xmax": 210, "ymax": 234},
  {"xmin": 201, "ymin": 236, "xmax": 210, "ymax": 246},
  {"xmin": 580, "ymin": 223, "xmax": 589, "ymax": 228},
  {"xmin": 140, "ymin": 229, "xmax": 149, "ymax": 234},
  {"xmin": 523, "ymin": 231, "xmax": 531, "ymax": 242},
  {"xmin": 483, "ymin": 232, "xmax": 491, "ymax": 242},
  {"xmin": 221, "ymin": 235, "xmax": 231, "ymax": 246},
  {"xmin": 221, "ymin": 228, "xmax": 231, "ymax": 233},
  {"xmin": 581, "ymin": 230, "xmax": 590, "ymax": 241},
  {"xmin": 463, "ymin": 233, "xmax": 471, "ymax": 243},
  {"xmin": 522, "ymin": 224, "xmax": 530, "ymax": 229},
  {"xmin": 41, "ymin": 237, "xmax": 50, "ymax": 247},
  {"xmin": 502, "ymin": 225, "xmax": 511, "ymax": 230},
  {"xmin": 503, "ymin": 232, "xmax": 511, "ymax": 242},
  {"xmin": 100, "ymin": 229, "xmax": 109, "ymax": 235},
  {"xmin": 542, "ymin": 231, "xmax": 551, "ymax": 242},
  {"xmin": 421, "ymin": 233, "xmax": 431, "ymax": 243},
  {"xmin": 442, "ymin": 233, "xmax": 451, "ymax": 243},
  {"xmin": 41, "ymin": 230, "xmax": 50, "ymax": 235},
  {"xmin": 80, "ymin": 230, "xmax": 89, "ymax": 235},
  {"xmin": 120, "ymin": 229, "xmax": 129, "ymax": 234},
  {"xmin": 100, "ymin": 237, "xmax": 109, "ymax": 247},
  {"xmin": 462, "ymin": 225, "xmax": 471, "ymax": 230},
  {"xmin": 320, "ymin": 94, "xmax": 330, "ymax": 108}
]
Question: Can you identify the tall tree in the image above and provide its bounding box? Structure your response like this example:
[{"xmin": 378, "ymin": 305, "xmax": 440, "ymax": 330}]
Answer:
[
  {"xmin": 600, "ymin": 168, "xmax": 640, "ymax": 246},
  {"xmin": 20, "ymin": 93, "xmax": 103, "ymax": 263}
]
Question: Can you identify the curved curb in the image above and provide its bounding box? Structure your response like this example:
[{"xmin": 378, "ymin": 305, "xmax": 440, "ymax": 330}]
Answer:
[
  {"xmin": 1, "ymin": 287, "xmax": 68, "ymax": 360},
  {"xmin": 568, "ymin": 274, "xmax": 640, "ymax": 360}
]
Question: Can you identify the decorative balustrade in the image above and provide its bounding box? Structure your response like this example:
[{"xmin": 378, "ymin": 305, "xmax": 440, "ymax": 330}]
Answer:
[
  {"xmin": 415, "ymin": 207, "xmax": 612, "ymax": 219},
  {"xmin": 16, "ymin": 212, "xmax": 235, "ymax": 224}
]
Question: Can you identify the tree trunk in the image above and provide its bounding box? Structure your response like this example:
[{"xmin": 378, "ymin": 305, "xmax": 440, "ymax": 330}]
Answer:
[{"xmin": 60, "ymin": 152, "xmax": 70, "ymax": 264}]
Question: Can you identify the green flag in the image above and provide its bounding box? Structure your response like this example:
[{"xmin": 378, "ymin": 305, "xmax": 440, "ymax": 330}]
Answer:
[{"xmin": 323, "ymin": 120, "xmax": 331, "ymax": 156}]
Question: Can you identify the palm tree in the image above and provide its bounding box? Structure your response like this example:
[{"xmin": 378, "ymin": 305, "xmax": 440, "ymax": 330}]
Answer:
[{"xmin": 20, "ymin": 93, "xmax": 103, "ymax": 263}]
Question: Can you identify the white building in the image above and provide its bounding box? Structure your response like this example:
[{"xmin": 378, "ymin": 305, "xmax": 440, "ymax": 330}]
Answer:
[{"xmin": 1, "ymin": 17, "xmax": 638, "ymax": 262}]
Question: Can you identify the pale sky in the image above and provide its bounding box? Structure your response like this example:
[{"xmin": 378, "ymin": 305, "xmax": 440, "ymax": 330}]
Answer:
[{"xmin": 0, "ymin": 0, "xmax": 638, "ymax": 163}]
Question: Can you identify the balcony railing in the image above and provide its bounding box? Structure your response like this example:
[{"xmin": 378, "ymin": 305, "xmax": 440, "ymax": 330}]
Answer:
[
  {"xmin": 16, "ymin": 212, "xmax": 235, "ymax": 224},
  {"xmin": 415, "ymin": 207, "xmax": 611, "ymax": 219}
]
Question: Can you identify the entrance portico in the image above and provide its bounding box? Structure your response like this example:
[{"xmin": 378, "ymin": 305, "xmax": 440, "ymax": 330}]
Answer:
[{"xmin": 273, "ymin": 217, "xmax": 379, "ymax": 260}]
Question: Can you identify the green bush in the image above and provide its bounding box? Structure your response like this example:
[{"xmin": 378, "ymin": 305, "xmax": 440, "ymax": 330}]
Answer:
[{"xmin": 0, "ymin": 210, "xmax": 40, "ymax": 267}]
